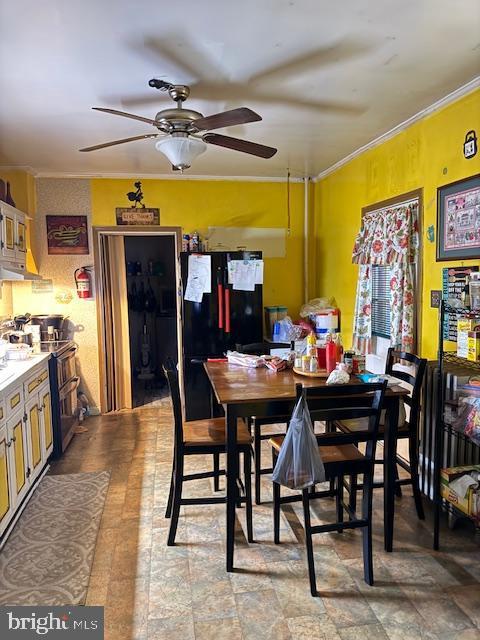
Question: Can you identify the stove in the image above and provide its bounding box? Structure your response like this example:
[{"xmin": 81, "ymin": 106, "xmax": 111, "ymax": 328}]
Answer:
[{"xmin": 37, "ymin": 340, "xmax": 75, "ymax": 357}]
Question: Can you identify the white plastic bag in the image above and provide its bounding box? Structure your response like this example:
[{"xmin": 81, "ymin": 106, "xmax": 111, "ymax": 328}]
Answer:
[
  {"xmin": 272, "ymin": 395, "xmax": 326, "ymax": 489},
  {"xmin": 300, "ymin": 297, "xmax": 337, "ymax": 317}
]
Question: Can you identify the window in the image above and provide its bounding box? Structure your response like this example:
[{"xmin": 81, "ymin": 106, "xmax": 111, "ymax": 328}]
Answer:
[{"xmin": 371, "ymin": 265, "xmax": 391, "ymax": 339}]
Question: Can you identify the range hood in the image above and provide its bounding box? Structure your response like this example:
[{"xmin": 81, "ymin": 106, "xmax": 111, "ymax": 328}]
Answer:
[{"xmin": 0, "ymin": 265, "xmax": 43, "ymax": 281}]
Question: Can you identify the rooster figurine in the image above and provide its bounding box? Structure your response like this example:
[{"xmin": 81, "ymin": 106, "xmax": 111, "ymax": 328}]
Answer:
[{"xmin": 126, "ymin": 181, "xmax": 145, "ymax": 208}]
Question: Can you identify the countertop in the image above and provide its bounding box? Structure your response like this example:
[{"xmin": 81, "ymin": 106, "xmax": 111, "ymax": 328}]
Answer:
[{"xmin": 0, "ymin": 353, "xmax": 50, "ymax": 394}]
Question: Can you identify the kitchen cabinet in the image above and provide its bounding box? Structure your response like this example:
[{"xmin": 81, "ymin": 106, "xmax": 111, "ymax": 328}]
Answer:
[
  {"xmin": 0, "ymin": 201, "xmax": 27, "ymax": 267},
  {"xmin": 40, "ymin": 387, "xmax": 53, "ymax": 455},
  {"xmin": 0, "ymin": 356, "xmax": 53, "ymax": 544},
  {"xmin": 25, "ymin": 368, "xmax": 53, "ymax": 463},
  {"xmin": 0, "ymin": 424, "xmax": 13, "ymax": 537},
  {"xmin": 25, "ymin": 396, "xmax": 43, "ymax": 477},
  {"xmin": 6, "ymin": 410, "xmax": 30, "ymax": 508}
]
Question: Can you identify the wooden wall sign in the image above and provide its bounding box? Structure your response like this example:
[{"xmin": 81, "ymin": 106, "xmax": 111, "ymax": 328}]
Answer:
[
  {"xmin": 46, "ymin": 215, "xmax": 89, "ymax": 255},
  {"xmin": 115, "ymin": 207, "xmax": 160, "ymax": 226}
]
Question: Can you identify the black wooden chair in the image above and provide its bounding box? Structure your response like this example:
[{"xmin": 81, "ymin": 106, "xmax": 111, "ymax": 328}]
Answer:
[
  {"xmin": 163, "ymin": 361, "xmax": 254, "ymax": 546},
  {"xmin": 334, "ymin": 349, "xmax": 427, "ymax": 520},
  {"xmin": 236, "ymin": 341, "xmax": 291, "ymax": 504},
  {"xmin": 270, "ymin": 381, "xmax": 387, "ymax": 595}
]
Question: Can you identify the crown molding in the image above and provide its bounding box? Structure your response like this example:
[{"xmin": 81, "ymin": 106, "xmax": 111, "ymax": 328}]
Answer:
[
  {"xmin": 31, "ymin": 171, "xmax": 304, "ymax": 183},
  {"xmin": 313, "ymin": 76, "xmax": 480, "ymax": 183},
  {"xmin": 0, "ymin": 165, "xmax": 37, "ymax": 175}
]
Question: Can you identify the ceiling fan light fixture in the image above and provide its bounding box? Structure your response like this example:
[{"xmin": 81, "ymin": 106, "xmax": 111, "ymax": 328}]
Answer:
[{"xmin": 155, "ymin": 135, "xmax": 206, "ymax": 170}]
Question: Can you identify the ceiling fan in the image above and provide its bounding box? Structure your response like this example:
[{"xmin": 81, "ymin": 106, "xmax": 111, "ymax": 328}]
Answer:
[{"xmin": 79, "ymin": 79, "xmax": 277, "ymax": 171}]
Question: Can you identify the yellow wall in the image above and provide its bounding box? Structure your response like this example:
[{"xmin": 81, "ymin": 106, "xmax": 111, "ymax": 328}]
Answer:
[
  {"xmin": 0, "ymin": 169, "xmax": 35, "ymax": 215},
  {"xmin": 91, "ymin": 178, "xmax": 305, "ymax": 316},
  {"xmin": 314, "ymin": 89, "xmax": 480, "ymax": 358}
]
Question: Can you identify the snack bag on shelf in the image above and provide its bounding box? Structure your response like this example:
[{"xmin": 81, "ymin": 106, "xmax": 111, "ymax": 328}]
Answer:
[{"xmin": 453, "ymin": 396, "xmax": 480, "ymax": 445}]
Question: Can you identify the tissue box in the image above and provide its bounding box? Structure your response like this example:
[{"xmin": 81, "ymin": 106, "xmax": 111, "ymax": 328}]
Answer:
[{"xmin": 440, "ymin": 465, "xmax": 480, "ymax": 518}]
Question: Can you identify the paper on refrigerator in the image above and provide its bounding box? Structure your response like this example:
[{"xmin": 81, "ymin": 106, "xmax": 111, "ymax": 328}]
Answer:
[
  {"xmin": 233, "ymin": 261, "xmax": 257, "ymax": 291},
  {"xmin": 184, "ymin": 254, "xmax": 211, "ymax": 302},
  {"xmin": 253, "ymin": 260, "xmax": 263, "ymax": 285},
  {"xmin": 228, "ymin": 259, "xmax": 264, "ymax": 289}
]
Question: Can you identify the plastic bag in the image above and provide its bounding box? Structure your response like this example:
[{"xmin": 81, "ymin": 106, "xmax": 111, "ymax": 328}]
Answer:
[
  {"xmin": 275, "ymin": 316, "xmax": 303, "ymax": 342},
  {"xmin": 453, "ymin": 397, "xmax": 480, "ymax": 445},
  {"xmin": 300, "ymin": 297, "xmax": 337, "ymax": 318},
  {"xmin": 272, "ymin": 395, "xmax": 326, "ymax": 489},
  {"xmin": 226, "ymin": 351, "xmax": 264, "ymax": 367}
]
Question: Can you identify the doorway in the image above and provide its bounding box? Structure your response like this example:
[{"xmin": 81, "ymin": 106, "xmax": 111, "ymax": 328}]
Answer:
[
  {"xmin": 125, "ymin": 235, "xmax": 177, "ymax": 408},
  {"xmin": 94, "ymin": 226, "xmax": 182, "ymax": 413}
]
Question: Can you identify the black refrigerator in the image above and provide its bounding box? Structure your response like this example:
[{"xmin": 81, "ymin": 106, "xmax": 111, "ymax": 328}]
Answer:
[{"xmin": 181, "ymin": 251, "xmax": 263, "ymax": 421}]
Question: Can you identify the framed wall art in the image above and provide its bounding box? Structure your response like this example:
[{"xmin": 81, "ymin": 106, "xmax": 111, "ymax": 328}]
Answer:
[
  {"xmin": 437, "ymin": 174, "xmax": 480, "ymax": 261},
  {"xmin": 46, "ymin": 215, "xmax": 89, "ymax": 255}
]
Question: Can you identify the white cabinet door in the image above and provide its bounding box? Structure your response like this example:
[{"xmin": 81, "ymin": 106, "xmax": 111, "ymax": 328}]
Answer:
[
  {"xmin": 0, "ymin": 424, "xmax": 13, "ymax": 537},
  {"xmin": 39, "ymin": 383, "xmax": 53, "ymax": 461},
  {"xmin": 1, "ymin": 203, "xmax": 16, "ymax": 261},
  {"xmin": 6, "ymin": 411, "xmax": 30, "ymax": 507},
  {"xmin": 15, "ymin": 212, "xmax": 27, "ymax": 262},
  {"xmin": 25, "ymin": 396, "xmax": 43, "ymax": 482},
  {"xmin": 0, "ymin": 202, "xmax": 27, "ymax": 267}
]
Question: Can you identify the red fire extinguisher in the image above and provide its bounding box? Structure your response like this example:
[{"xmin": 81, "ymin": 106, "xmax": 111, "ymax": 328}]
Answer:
[{"xmin": 74, "ymin": 267, "xmax": 92, "ymax": 299}]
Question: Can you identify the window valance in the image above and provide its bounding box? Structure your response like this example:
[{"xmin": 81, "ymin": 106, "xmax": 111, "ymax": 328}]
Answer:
[{"xmin": 352, "ymin": 203, "xmax": 419, "ymax": 265}]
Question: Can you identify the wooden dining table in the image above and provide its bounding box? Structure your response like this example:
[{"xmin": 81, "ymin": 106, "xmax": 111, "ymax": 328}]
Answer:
[{"xmin": 204, "ymin": 361, "xmax": 409, "ymax": 572}]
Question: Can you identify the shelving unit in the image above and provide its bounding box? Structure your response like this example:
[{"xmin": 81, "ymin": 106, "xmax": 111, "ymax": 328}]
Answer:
[{"xmin": 433, "ymin": 300, "xmax": 480, "ymax": 549}]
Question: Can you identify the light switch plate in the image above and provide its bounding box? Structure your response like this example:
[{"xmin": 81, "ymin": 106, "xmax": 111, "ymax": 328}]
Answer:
[{"xmin": 431, "ymin": 290, "xmax": 442, "ymax": 308}]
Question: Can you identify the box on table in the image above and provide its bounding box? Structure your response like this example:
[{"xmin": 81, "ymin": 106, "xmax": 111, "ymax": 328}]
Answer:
[
  {"xmin": 440, "ymin": 465, "xmax": 480, "ymax": 519},
  {"xmin": 467, "ymin": 331, "xmax": 480, "ymax": 361},
  {"xmin": 457, "ymin": 319, "xmax": 480, "ymax": 358}
]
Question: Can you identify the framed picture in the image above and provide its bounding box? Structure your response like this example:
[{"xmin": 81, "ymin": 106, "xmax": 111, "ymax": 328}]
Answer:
[
  {"xmin": 46, "ymin": 215, "xmax": 89, "ymax": 255},
  {"xmin": 115, "ymin": 207, "xmax": 160, "ymax": 225},
  {"xmin": 437, "ymin": 174, "xmax": 480, "ymax": 261}
]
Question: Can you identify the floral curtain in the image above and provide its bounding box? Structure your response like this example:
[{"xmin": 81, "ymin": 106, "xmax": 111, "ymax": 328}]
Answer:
[
  {"xmin": 352, "ymin": 265, "xmax": 372, "ymax": 354},
  {"xmin": 352, "ymin": 201, "xmax": 419, "ymax": 353}
]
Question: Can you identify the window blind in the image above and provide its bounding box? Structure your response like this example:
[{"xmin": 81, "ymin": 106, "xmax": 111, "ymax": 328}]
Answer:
[{"xmin": 371, "ymin": 265, "xmax": 391, "ymax": 338}]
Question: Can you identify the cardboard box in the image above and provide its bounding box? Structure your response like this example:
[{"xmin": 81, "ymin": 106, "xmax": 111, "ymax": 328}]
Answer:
[
  {"xmin": 440, "ymin": 465, "xmax": 480, "ymax": 519},
  {"xmin": 467, "ymin": 331, "xmax": 480, "ymax": 361},
  {"xmin": 457, "ymin": 319, "xmax": 480, "ymax": 358}
]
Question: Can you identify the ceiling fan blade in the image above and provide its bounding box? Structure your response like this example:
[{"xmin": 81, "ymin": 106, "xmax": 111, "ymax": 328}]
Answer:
[
  {"xmin": 249, "ymin": 40, "xmax": 373, "ymax": 85},
  {"xmin": 92, "ymin": 107, "xmax": 159, "ymax": 126},
  {"xmin": 118, "ymin": 82, "xmax": 363, "ymax": 115},
  {"xmin": 203, "ymin": 133, "xmax": 277, "ymax": 159},
  {"xmin": 79, "ymin": 133, "xmax": 159, "ymax": 152},
  {"xmin": 193, "ymin": 108, "xmax": 261, "ymax": 132}
]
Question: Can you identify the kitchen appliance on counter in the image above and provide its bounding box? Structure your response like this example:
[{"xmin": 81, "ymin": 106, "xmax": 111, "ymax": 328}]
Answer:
[
  {"xmin": 13, "ymin": 313, "xmax": 31, "ymax": 330},
  {"xmin": 0, "ymin": 315, "xmax": 34, "ymax": 346},
  {"xmin": 8, "ymin": 331, "xmax": 33, "ymax": 346},
  {"xmin": 30, "ymin": 314, "xmax": 69, "ymax": 341},
  {"xmin": 39, "ymin": 340, "xmax": 79, "ymax": 458},
  {"xmin": 181, "ymin": 251, "xmax": 263, "ymax": 421}
]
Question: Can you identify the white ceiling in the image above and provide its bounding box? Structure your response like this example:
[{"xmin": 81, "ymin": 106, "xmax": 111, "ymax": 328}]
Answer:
[{"xmin": 0, "ymin": 0, "xmax": 479, "ymax": 178}]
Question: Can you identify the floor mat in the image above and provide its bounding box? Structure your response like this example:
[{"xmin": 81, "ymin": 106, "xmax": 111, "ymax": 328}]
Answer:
[{"xmin": 0, "ymin": 471, "xmax": 110, "ymax": 605}]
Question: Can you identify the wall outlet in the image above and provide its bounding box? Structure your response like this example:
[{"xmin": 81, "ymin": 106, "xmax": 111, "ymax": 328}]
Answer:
[{"xmin": 431, "ymin": 290, "xmax": 442, "ymax": 308}]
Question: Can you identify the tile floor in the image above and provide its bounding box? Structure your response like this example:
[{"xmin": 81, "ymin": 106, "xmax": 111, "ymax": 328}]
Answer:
[{"xmin": 50, "ymin": 405, "xmax": 480, "ymax": 640}]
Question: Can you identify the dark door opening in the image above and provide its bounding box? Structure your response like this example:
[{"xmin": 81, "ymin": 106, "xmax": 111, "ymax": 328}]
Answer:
[{"xmin": 124, "ymin": 235, "xmax": 178, "ymax": 408}]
